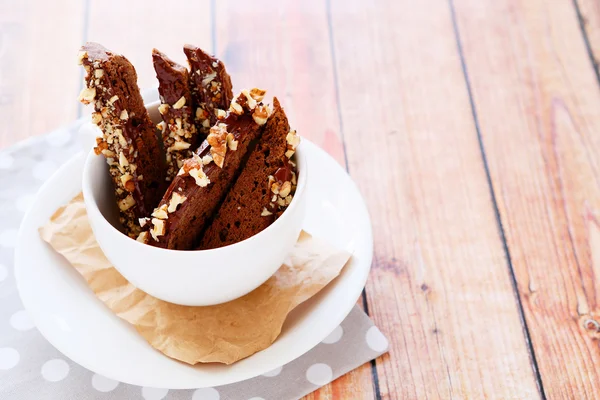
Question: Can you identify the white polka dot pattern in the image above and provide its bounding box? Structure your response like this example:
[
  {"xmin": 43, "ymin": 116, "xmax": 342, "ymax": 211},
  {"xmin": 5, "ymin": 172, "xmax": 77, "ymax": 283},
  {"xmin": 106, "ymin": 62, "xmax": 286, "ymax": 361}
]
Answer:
[
  {"xmin": 192, "ymin": 387, "xmax": 220, "ymax": 400},
  {"xmin": 0, "ymin": 347, "xmax": 20, "ymax": 370},
  {"xmin": 322, "ymin": 325, "xmax": 344, "ymax": 344},
  {"xmin": 92, "ymin": 374, "xmax": 119, "ymax": 392},
  {"xmin": 10, "ymin": 310, "xmax": 34, "ymax": 331},
  {"xmin": 262, "ymin": 366, "xmax": 282, "ymax": 377},
  {"xmin": 142, "ymin": 387, "xmax": 169, "ymax": 400},
  {"xmin": 306, "ymin": 363, "xmax": 333, "ymax": 386},
  {"xmin": 366, "ymin": 326, "xmax": 389, "ymax": 352},
  {"xmin": 41, "ymin": 359, "xmax": 69, "ymax": 382}
]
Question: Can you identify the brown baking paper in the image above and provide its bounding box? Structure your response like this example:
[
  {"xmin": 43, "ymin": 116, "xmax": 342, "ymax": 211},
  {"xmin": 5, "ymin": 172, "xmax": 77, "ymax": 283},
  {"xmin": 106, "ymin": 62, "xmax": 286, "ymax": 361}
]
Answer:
[{"xmin": 38, "ymin": 194, "xmax": 351, "ymax": 365}]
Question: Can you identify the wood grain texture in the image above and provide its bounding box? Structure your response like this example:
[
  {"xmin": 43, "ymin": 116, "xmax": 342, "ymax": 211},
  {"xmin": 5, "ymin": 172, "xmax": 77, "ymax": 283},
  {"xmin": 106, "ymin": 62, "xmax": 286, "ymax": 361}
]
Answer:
[
  {"xmin": 0, "ymin": 0, "xmax": 83, "ymax": 149},
  {"xmin": 214, "ymin": 0, "xmax": 346, "ymax": 166},
  {"xmin": 214, "ymin": 2, "xmax": 373, "ymax": 398},
  {"xmin": 86, "ymin": 0, "xmax": 212, "ymax": 93},
  {"xmin": 329, "ymin": 0, "xmax": 541, "ymax": 398},
  {"xmin": 453, "ymin": 0, "xmax": 600, "ymax": 398},
  {"xmin": 577, "ymin": 0, "xmax": 600, "ymax": 68}
]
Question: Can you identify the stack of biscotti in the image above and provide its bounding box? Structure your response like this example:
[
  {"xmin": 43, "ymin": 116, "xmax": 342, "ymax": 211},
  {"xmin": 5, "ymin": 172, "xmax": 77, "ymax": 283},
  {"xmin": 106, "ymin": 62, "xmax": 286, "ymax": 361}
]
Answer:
[{"xmin": 79, "ymin": 43, "xmax": 300, "ymax": 250}]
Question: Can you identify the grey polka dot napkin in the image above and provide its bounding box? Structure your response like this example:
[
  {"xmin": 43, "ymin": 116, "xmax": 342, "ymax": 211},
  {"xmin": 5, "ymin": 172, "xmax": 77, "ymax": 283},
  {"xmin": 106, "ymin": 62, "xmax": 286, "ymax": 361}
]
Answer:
[{"xmin": 0, "ymin": 122, "xmax": 388, "ymax": 400}]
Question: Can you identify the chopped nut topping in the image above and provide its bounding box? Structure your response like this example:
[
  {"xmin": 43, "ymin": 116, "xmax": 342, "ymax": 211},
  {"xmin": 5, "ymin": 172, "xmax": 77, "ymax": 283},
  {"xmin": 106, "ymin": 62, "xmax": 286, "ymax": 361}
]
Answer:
[
  {"xmin": 77, "ymin": 50, "xmax": 88, "ymax": 65},
  {"xmin": 253, "ymin": 104, "xmax": 269, "ymax": 126},
  {"xmin": 207, "ymin": 123, "xmax": 228, "ymax": 168},
  {"xmin": 150, "ymin": 218, "xmax": 165, "ymax": 241},
  {"xmin": 249, "ymin": 88, "xmax": 266, "ymax": 102},
  {"xmin": 279, "ymin": 181, "xmax": 292, "ymax": 198},
  {"xmin": 241, "ymin": 89, "xmax": 257, "ymax": 110},
  {"xmin": 229, "ymin": 99, "xmax": 244, "ymax": 115},
  {"xmin": 119, "ymin": 152, "xmax": 129, "ymax": 167},
  {"xmin": 261, "ymin": 207, "xmax": 273, "ymax": 217},
  {"xmin": 116, "ymin": 129, "xmax": 127, "ymax": 147},
  {"xmin": 202, "ymin": 154, "xmax": 213, "ymax": 165},
  {"xmin": 158, "ymin": 103, "xmax": 169, "ymax": 115},
  {"xmin": 120, "ymin": 173, "xmax": 134, "ymax": 190},
  {"xmin": 285, "ymin": 195, "xmax": 293, "ymax": 205},
  {"xmin": 173, "ymin": 96, "xmax": 186, "ymax": 109},
  {"xmin": 118, "ymin": 195, "xmax": 135, "ymax": 211},
  {"xmin": 169, "ymin": 141, "xmax": 191, "ymax": 151},
  {"xmin": 78, "ymin": 87, "xmax": 96, "ymax": 104},
  {"xmin": 202, "ymin": 71, "xmax": 217, "ymax": 86},
  {"xmin": 91, "ymin": 112, "xmax": 102, "ymax": 124},
  {"xmin": 167, "ymin": 192, "xmax": 187, "ymax": 213},
  {"xmin": 226, "ymin": 133, "xmax": 238, "ymax": 151},
  {"xmin": 285, "ymin": 150, "xmax": 295, "ymax": 158},
  {"xmin": 196, "ymin": 107, "xmax": 209, "ymax": 121},
  {"xmin": 136, "ymin": 232, "xmax": 148, "ymax": 243},
  {"xmin": 189, "ymin": 167, "xmax": 210, "ymax": 187},
  {"xmin": 152, "ymin": 204, "xmax": 169, "ymax": 219},
  {"xmin": 139, "ymin": 217, "xmax": 150, "ymax": 228},
  {"xmin": 120, "ymin": 109, "xmax": 129, "ymax": 120},
  {"xmin": 108, "ymin": 95, "xmax": 119, "ymax": 105},
  {"xmin": 94, "ymin": 69, "xmax": 104, "ymax": 78},
  {"xmin": 216, "ymin": 109, "xmax": 227, "ymax": 120},
  {"xmin": 271, "ymin": 182, "xmax": 281, "ymax": 195}
]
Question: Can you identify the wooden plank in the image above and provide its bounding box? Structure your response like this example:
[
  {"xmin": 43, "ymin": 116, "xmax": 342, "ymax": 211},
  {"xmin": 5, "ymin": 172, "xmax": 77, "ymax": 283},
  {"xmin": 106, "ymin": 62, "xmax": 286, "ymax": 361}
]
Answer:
[
  {"xmin": 329, "ymin": 0, "xmax": 541, "ymax": 398},
  {"xmin": 452, "ymin": 0, "xmax": 600, "ymax": 398},
  {"xmin": 87, "ymin": 0, "xmax": 212, "ymax": 92},
  {"xmin": 214, "ymin": 0, "xmax": 346, "ymax": 166},
  {"xmin": 214, "ymin": 1, "xmax": 371, "ymax": 398},
  {"xmin": 577, "ymin": 0, "xmax": 600, "ymax": 67},
  {"xmin": 0, "ymin": 0, "xmax": 84, "ymax": 149}
]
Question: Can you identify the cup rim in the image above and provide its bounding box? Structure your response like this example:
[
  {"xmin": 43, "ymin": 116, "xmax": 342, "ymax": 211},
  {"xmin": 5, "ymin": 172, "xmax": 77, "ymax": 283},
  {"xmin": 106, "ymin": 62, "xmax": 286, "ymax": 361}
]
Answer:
[{"xmin": 82, "ymin": 122, "xmax": 307, "ymax": 255}]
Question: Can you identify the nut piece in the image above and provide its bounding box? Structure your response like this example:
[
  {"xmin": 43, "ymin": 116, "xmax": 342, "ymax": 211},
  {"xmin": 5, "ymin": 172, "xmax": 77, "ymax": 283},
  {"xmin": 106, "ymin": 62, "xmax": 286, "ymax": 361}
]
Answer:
[
  {"xmin": 152, "ymin": 204, "xmax": 169, "ymax": 220},
  {"xmin": 94, "ymin": 69, "xmax": 104, "ymax": 78},
  {"xmin": 158, "ymin": 104, "xmax": 170, "ymax": 115},
  {"xmin": 108, "ymin": 95, "xmax": 119, "ymax": 105},
  {"xmin": 169, "ymin": 141, "xmax": 191, "ymax": 151},
  {"xmin": 229, "ymin": 98, "xmax": 244, "ymax": 115},
  {"xmin": 136, "ymin": 231, "xmax": 149, "ymax": 243},
  {"xmin": 249, "ymin": 88, "xmax": 266, "ymax": 102},
  {"xmin": 119, "ymin": 152, "xmax": 129, "ymax": 167},
  {"xmin": 189, "ymin": 167, "xmax": 210, "ymax": 187},
  {"xmin": 91, "ymin": 112, "xmax": 102, "ymax": 124},
  {"xmin": 118, "ymin": 195, "xmax": 136, "ymax": 211},
  {"xmin": 172, "ymin": 96, "xmax": 186, "ymax": 109},
  {"xmin": 201, "ymin": 154, "xmax": 213, "ymax": 165},
  {"xmin": 120, "ymin": 173, "xmax": 135, "ymax": 191},
  {"xmin": 150, "ymin": 218, "xmax": 166, "ymax": 241},
  {"xmin": 139, "ymin": 217, "xmax": 150, "ymax": 228},
  {"xmin": 216, "ymin": 109, "xmax": 227, "ymax": 120},
  {"xmin": 286, "ymin": 129, "xmax": 300, "ymax": 158},
  {"xmin": 77, "ymin": 50, "xmax": 88, "ymax": 65},
  {"xmin": 167, "ymin": 192, "xmax": 187, "ymax": 213},
  {"xmin": 252, "ymin": 104, "xmax": 269, "ymax": 126},
  {"xmin": 261, "ymin": 207, "xmax": 273, "ymax": 217},
  {"xmin": 279, "ymin": 181, "xmax": 292, "ymax": 198},
  {"xmin": 226, "ymin": 133, "xmax": 238, "ymax": 151},
  {"xmin": 120, "ymin": 109, "xmax": 129, "ymax": 120},
  {"xmin": 78, "ymin": 87, "xmax": 96, "ymax": 104},
  {"xmin": 202, "ymin": 71, "xmax": 217, "ymax": 86},
  {"xmin": 207, "ymin": 123, "xmax": 228, "ymax": 168}
]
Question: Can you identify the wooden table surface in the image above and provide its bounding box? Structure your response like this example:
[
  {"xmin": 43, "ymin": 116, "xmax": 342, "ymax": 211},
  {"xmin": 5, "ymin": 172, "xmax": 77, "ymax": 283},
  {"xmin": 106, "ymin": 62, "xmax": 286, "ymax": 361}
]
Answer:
[{"xmin": 3, "ymin": 0, "xmax": 600, "ymax": 398}]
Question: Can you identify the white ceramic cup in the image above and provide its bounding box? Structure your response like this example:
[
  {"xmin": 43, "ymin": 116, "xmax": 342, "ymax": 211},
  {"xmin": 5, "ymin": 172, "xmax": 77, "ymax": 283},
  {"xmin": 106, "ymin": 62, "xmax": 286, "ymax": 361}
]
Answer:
[{"xmin": 81, "ymin": 102, "xmax": 307, "ymax": 306}]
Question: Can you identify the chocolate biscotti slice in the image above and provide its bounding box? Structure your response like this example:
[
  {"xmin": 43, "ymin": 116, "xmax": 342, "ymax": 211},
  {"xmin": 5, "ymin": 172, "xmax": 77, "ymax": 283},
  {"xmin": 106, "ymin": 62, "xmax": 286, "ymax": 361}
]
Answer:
[
  {"xmin": 152, "ymin": 49, "xmax": 200, "ymax": 181},
  {"xmin": 142, "ymin": 89, "xmax": 271, "ymax": 249},
  {"xmin": 198, "ymin": 98, "xmax": 300, "ymax": 250},
  {"xmin": 78, "ymin": 42, "xmax": 166, "ymax": 237},
  {"xmin": 183, "ymin": 44, "xmax": 233, "ymax": 135}
]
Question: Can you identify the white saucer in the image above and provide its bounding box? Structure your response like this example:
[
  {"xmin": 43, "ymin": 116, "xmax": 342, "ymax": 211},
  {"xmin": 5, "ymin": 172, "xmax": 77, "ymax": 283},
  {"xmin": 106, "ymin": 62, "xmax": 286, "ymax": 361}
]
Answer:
[{"xmin": 14, "ymin": 139, "xmax": 373, "ymax": 389}]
